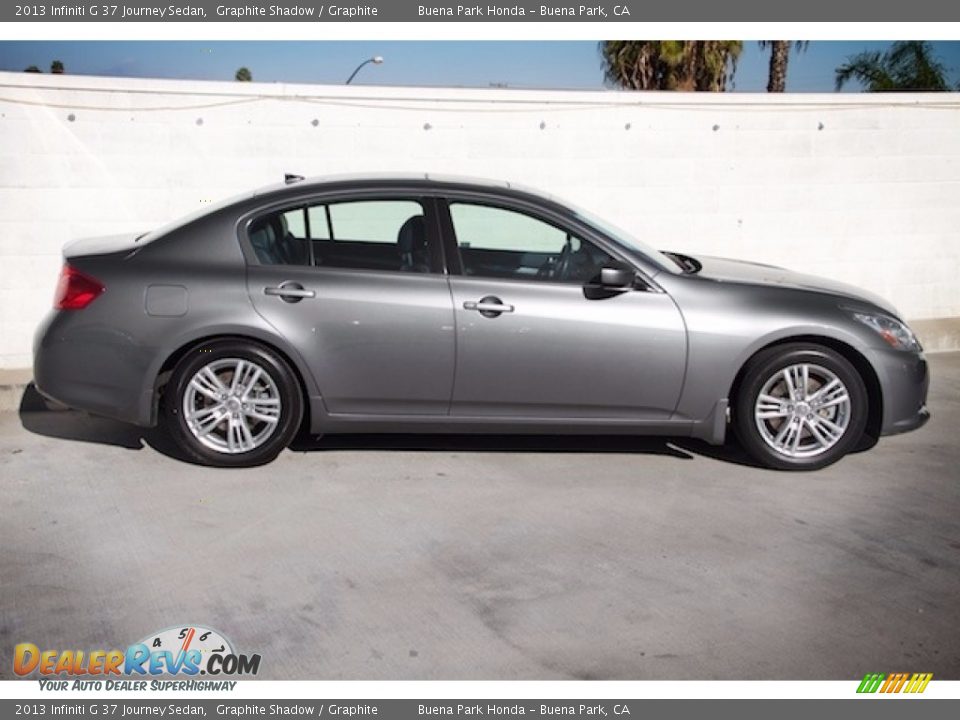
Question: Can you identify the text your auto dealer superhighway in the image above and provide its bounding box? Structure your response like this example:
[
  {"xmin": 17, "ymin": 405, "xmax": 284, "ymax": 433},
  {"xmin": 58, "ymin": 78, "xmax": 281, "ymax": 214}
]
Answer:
[{"xmin": 217, "ymin": 4, "xmax": 379, "ymax": 17}]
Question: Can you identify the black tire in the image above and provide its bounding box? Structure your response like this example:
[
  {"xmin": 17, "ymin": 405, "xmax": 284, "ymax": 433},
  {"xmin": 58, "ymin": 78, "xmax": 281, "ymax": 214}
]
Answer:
[
  {"xmin": 162, "ymin": 339, "xmax": 304, "ymax": 468},
  {"xmin": 733, "ymin": 343, "xmax": 868, "ymax": 471}
]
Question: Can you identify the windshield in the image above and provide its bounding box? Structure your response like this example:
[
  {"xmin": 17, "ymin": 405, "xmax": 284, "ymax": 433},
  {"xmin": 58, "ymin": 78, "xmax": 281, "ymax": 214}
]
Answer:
[{"xmin": 571, "ymin": 205, "xmax": 683, "ymax": 275}]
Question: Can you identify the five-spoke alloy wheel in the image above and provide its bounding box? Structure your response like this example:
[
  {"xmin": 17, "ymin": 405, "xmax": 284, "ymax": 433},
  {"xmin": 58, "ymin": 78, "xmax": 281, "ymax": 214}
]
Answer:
[
  {"xmin": 182, "ymin": 358, "xmax": 283, "ymax": 455},
  {"xmin": 164, "ymin": 340, "xmax": 303, "ymax": 467},
  {"xmin": 735, "ymin": 343, "xmax": 868, "ymax": 470}
]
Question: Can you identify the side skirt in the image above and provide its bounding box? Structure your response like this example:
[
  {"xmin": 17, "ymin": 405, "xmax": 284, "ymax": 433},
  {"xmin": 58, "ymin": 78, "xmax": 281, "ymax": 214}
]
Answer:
[{"xmin": 309, "ymin": 397, "xmax": 700, "ymax": 438}]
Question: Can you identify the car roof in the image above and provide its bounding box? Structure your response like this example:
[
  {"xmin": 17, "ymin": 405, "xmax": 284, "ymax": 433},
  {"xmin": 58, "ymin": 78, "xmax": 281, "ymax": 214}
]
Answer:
[
  {"xmin": 250, "ymin": 172, "xmax": 564, "ymax": 205},
  {"xmin": 143, "ymin": 173, "xmax": 570, "ymax": 246}
]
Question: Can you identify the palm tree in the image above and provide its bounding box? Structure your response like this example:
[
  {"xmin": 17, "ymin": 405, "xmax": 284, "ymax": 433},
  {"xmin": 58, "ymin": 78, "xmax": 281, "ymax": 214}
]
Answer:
[
  {"xmin": 23, "ymin": 65, "xmax": 41, "ymax": 73},
  {"xmin": 235, "ymin": 67, "xmax": 253, "ymax": 82},
  {"xmin": 835, "ymin": 41, "xmax": 950, "ymax": 91},
  {"xmin": 759, "ymin": 41, "xmax": 808, "ymax": 92},
  {"xmin": 600, "ymin": 41, "xmax": 743, "ymax": 92},
  {"xmin": 50, "ymin": 60, "xmax": 64, "ymax": 74}
]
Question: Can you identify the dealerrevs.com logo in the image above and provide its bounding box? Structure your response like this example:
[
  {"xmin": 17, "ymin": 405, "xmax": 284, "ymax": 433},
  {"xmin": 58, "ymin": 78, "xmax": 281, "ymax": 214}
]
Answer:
[{"xmin": 14, "ymin": 625, "xmax": 261, "ymax": 688}]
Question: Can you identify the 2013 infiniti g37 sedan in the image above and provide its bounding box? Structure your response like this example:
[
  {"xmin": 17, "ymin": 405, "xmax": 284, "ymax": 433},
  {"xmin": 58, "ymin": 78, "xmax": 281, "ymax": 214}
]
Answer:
[{"xmin": 33, "ymin": 174, "xmax": 929, "ymax": 469}]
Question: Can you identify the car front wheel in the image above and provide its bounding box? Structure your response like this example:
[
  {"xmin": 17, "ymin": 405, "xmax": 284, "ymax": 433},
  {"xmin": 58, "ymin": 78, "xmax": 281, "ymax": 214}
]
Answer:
[
  {"xmin": 734, "ymin": 343, "xmax": 868, "ymax": 471},
  {"xmin": 163, "ymin": 339, "xmax": 304, "ymax": 467}
]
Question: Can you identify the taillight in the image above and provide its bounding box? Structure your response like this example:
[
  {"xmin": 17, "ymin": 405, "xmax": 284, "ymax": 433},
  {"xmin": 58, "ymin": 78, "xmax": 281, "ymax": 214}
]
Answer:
[{"xmin": 54, "ymin": 264, "xmax": 104, "ymax": 310}]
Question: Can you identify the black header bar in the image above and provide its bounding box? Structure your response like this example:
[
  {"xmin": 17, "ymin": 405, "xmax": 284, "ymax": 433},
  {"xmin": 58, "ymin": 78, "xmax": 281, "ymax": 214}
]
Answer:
[{"xmin": 5, "ymin": 0, "xmax": 959, "ymax": 22}]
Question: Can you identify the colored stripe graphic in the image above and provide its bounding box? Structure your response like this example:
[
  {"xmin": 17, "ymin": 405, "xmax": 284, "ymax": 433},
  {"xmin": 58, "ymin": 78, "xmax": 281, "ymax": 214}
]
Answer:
[
  {"xmin": 881, "ymin": 672, "xmax": 909, "ymax": 693},
  {"xmin": 857, "ymin": 673, "xmax": 885, "ymax": 693},
  {"xmin": 857, "ymin": 672, "xmax": 932, "ymax": 694},
  {"xmin": 905, "ymin": 673, "xmax": 933, "ymax": 693}
]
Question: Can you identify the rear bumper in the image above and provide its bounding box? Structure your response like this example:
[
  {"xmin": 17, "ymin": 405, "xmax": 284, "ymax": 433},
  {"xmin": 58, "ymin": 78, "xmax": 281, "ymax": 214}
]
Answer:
[
  {"xmin": 869, "ymin": 347, "xmax": 930, "ymax": 437},
  {"xmin": 33, "ymin": 310, "xmax": 155, "ymax": 426}
]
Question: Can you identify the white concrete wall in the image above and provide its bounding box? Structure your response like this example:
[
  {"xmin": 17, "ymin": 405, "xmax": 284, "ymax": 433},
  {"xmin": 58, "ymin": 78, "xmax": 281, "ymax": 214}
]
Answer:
[{"xmin": 1, "ymin": 71, "xmax": 959, "ymax": 369}]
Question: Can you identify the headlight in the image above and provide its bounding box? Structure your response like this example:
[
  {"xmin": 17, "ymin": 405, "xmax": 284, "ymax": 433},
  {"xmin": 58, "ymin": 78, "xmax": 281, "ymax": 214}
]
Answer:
[{"xmin": 853, "ymin": 313, "xmax": 922, "ymax": 352}]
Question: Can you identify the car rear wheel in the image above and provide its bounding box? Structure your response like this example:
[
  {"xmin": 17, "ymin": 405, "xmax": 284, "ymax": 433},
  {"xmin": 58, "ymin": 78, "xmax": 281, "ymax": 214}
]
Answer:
[
  {"xmin": 163, "ymin": 339, "xmax": 303, "ymax": 467},
  {"xmin": 734, "ymin": 343, "xmax": 868, "ymax": 471}
]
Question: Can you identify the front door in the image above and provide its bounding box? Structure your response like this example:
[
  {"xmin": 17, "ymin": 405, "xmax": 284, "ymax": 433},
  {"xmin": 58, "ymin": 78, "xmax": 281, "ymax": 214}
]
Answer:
[{"xmin": 442, "ymin": 200, "xmax": 687, "ymax": 420}]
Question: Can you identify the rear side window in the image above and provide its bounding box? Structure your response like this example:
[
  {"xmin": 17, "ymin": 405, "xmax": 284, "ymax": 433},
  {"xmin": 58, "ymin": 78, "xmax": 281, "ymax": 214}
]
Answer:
[
  {"xmin": 248, "ymin": 208, "xmax": 312, "ymax": 266},
  {"xmin": 247, "ymin": 199, "xmax": 433, "ymax": 273}
]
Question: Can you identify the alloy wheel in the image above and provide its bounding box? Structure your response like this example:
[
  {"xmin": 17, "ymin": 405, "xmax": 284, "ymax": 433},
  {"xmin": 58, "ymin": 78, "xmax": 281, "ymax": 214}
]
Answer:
[
  {"xmin": 753, "ymin": 363, "xmax": 852, "ymax": 459},
  {"xmin": 182, "ymin": 358, "xmax": 282, "ymax": 454}
]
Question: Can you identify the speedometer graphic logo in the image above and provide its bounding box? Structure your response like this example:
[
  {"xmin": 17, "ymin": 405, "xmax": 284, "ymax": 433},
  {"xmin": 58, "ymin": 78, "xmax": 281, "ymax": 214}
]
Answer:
[{"xmin": 138, "ymin": 625, "xmax": 235, "ymax": 674}]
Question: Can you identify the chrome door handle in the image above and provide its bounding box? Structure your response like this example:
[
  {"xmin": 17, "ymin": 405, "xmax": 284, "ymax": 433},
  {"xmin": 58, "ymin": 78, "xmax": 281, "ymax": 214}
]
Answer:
[
  {"xmin": 463, "ymin": 296, "xmax": 514, "ymax": 318},
  {"xmin": 464, "ymin": 301, "xmax": 514, "ymax": 313},
  {"xmin": 264, "ymin": 283, "xmax": 315, "ymax": 303}
]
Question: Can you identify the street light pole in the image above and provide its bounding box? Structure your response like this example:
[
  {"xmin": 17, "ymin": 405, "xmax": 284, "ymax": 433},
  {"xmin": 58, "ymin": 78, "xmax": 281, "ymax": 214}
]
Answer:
[{"xmin": 346, "ymin": 56, "xmax": 384, "ymax": 84}]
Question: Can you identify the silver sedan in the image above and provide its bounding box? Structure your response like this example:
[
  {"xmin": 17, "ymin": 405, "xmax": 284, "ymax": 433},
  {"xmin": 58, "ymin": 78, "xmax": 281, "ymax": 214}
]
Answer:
[{"xmin": 33, "ymin": 175, "xmax": 929, "ymax": 469}]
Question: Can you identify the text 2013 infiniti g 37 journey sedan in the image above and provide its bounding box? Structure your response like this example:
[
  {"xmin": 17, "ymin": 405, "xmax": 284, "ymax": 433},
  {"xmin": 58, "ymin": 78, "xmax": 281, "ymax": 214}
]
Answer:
[{"xmin": 33, "ymin": 175, "xmax": 929, "ymax": 469}]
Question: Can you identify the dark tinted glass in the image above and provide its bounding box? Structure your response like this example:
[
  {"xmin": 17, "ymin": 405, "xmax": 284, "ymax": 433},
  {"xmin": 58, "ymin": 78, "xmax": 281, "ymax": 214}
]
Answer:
[{"xmin": 249, "ymin": 199, "xmax": 430, "ymax": 273}]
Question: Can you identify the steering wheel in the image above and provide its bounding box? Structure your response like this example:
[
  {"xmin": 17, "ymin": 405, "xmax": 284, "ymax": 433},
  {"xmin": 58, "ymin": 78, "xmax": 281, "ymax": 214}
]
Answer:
[
  {"xmin": 553, "ymin": 239, "xmax": 574, "ymax": 281},
  {"xmin": 534, "ymin": 239, "xmax": 574, "ymax": 281}
]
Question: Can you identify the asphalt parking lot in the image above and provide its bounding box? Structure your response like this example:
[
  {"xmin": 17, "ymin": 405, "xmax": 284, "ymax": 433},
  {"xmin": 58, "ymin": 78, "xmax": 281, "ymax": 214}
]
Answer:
[{"xmin": 1, "ymin": 352, "xmax": 959, "ymax": 681}]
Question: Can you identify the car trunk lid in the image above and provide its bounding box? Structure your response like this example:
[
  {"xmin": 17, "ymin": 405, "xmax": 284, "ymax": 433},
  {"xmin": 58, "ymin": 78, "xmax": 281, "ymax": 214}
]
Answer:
[{"xmin": 63, "ymin": 233, "xmax": 146, "ymax": 260}]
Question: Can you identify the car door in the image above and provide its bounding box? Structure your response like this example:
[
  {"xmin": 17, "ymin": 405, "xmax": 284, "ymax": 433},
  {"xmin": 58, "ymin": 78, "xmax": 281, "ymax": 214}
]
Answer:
[
  {"xmin": 244, "ymin": 194, "xmax": 456, "ymax": 416},
  {"xmin": 441, "ymin": 198, "xmax": 687, "ymax": 420}
]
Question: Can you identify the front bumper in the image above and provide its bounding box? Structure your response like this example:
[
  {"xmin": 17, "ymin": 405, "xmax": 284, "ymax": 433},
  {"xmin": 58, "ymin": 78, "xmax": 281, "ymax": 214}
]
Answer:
[
  {"xmin": 885, "ymin": 403, "xmax": 931, "ymax": 436},
  {"xmin": 868, "ymin": 347, "xmax": 931, "ymax": 437}
]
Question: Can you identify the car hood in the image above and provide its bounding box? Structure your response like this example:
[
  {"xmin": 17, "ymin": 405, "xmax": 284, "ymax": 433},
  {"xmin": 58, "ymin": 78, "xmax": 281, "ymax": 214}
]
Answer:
[
  {"xmin": 691, "ymin": 254, "xmax": 899, "ymax": 317},
  {"xmin": 63, "ymin": 233, "xmax": 145, "ymax": 259}
]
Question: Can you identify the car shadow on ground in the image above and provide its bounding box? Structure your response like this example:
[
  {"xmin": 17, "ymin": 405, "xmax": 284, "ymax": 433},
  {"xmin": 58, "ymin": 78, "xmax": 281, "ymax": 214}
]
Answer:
[{"xmin": 18, "ymin": 382, "xmax": 770, "ymax": 469}]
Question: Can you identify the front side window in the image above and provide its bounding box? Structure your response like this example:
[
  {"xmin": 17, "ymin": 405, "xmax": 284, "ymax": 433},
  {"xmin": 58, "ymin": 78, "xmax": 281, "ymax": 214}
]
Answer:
[
  {"xmin": 449, "ymin": 202, "xmax": 614, "ymax": 283},
  {"xmin": 248, "ymin": 198, "xmax": 432, "ymax": 273}
]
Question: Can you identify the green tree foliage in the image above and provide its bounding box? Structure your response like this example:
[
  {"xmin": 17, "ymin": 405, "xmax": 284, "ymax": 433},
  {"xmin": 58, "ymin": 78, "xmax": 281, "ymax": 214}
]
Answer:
[
  {"xmin": 835, "ymin": 41, "xmax": 951, "ymax": 91},
  {"xmin": 50, "ymin": 60, "xmax": 64, "ymax": 74},
  {"xmin": 235, "ymin": 67, "xmax": 253, "ymax": 82},
  {"xmin": 23, "ymin": 65, "xmax": 41, "ymax": 73},
  {"xmin": 600, "ymin": 41, "xmax": 743, "ymax": 92}
]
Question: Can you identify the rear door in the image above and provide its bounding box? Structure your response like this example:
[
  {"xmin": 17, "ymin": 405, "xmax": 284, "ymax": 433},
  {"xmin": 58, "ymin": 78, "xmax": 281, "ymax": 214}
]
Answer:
[
  {"xmin": 244, "ymin": 194, "xmax": 456, "ymax": 416},
  {"xmin": 441, "ymin": 198, "xmax": 687, "ymax": 420}
]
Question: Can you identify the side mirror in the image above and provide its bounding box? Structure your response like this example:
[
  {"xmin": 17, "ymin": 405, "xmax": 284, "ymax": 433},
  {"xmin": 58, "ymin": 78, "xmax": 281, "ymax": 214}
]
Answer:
[
  {"xmin": 583, "ymin": 263, "xmax": 638, "ymax": 300},
  {"xmin": 599, "ymin": 265, "xmax": 635, "ymax": 289}
]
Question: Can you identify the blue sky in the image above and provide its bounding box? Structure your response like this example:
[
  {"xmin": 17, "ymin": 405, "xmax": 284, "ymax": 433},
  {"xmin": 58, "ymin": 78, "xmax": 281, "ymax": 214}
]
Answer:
[{"xmin": 1, "ymin": 41, "xmax": 959, "ymax": 92}]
